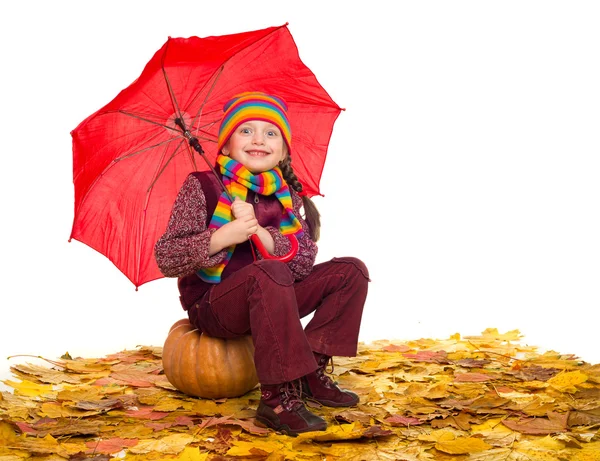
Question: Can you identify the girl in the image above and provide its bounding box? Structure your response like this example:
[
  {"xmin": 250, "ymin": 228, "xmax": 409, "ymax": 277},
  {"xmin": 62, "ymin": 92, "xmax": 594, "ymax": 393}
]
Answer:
[{"xmin": 154, "ymin": 92, "xmax": 369, "ymax": 436}]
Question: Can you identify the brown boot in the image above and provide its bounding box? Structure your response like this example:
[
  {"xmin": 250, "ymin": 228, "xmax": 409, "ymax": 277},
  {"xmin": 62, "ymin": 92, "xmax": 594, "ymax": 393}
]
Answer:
[
  {"xmin": 255, "ymin": 380, "xmax": 327, "ymax": 436},
  {"xmin": 301, "ymin": 353, "xmax": 359, "ymax": 407}
]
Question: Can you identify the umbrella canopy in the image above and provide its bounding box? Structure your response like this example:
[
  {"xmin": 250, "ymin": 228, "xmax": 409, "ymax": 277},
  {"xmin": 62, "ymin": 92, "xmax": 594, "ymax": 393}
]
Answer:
[{"xmin": 70, "ymin": 24, "xmax": 343, "ymax": 289}]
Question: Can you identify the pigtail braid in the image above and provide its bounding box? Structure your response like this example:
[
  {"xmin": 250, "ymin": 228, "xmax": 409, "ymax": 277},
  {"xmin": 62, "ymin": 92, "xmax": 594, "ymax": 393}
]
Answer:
[{"xmin": 279, "ymin": 156, "xmax": 321, "ymax": 242}]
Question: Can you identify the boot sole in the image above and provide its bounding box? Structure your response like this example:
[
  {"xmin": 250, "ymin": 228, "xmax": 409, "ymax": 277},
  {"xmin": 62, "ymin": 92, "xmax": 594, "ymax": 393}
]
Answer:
[{"xmin": 255, "ymin": 416, "xmax": 327, "ymax": 437}]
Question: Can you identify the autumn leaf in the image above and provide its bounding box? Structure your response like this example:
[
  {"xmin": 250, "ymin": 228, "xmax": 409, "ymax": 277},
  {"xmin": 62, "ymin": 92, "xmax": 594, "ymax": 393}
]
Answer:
[
  {"xmin": 85, "ymin": 437, "xmax": 139, "ymax": 454},
  {"xmin": 172, "ymin": 446, "xmax": 210, "ymax": 461},
  {"xmin": 384, "ymin": 414, "xmax": 424, "ymax": 427},
  {"xmin": 454, "ymin": 372, "xmax": 494, "ymax": 382},
  {"xmin": 548, "ymin": 370, "xmax": 588, "ymax": 393},
  {"xmin": 466, "ymin": 328, "xmax": 522, "ymax": 342},
  {"xmin": 382, "ymin": 344, "xmax": 411, "ymax": 352},
  {"xmin": 502, "ymin": 411, "xmax": 568, "ymax": 435},
  {"xmin": 4, "ymin": 379, "xmax": 56, "ymax": 398},
  {"xmin": 128, "ymin": 433, "xmax": 194, "ymax": 454},
  {"xmin": 124, "ymin": 406, "xmax": 170, "ymax": 420},
  {"xmin": 435, "ymin": 435, "xmax": 492, "ymax": 454}
]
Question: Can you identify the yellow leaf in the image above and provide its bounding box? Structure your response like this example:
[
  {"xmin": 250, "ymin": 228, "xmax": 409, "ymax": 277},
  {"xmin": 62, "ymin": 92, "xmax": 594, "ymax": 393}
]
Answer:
[
  {"xmin": 154, "ymin": 397, "xmax": 193, "ymax": 412},
  {"xmin": 227, "ymin": 439, "xmax": 279, "ymax": 456},
  {"xmin": 191, "ymin": 398, "xmax": 250, "ymax": 416},
  {"xmin": 63, "ymin": 359, "xmax": 112, "ymax": 373},
  {"xmin": 57, "ymin": 386, "xmax": 102, "ymax": 402},
  {"xmin": 14, "ymin": 433, "xmax": 69, "ymax": 458},
  {"xmin": 471, "ymin": 418, "xmax": 513, "ymax": 434},
  {"xmin": 479, "ymin": 328, "xmax": 522, "ymax": 341},
  {"xmin": 548, "ymin": 370, "xmax": 588, "ymax": 393},
  {"xmin": 0, "ymin": 422, "xmax": 18, "ymax": 445},
  {"xmin": 534, "ymin": 435, "xmax": 566, "ymax": 450},
  {"xmin": 4, "ymin": 379, "xmax": 56, "ymax": 398},
  {"xmin": 435, "ymin": 436, "xmax": 492, "ymax": 454},
  {"xmin": 173, "ymin": 446, "xmax": 209, "ymax": 461},
  {"xmin": 60, "ymin": 440, "xmax": 92, "ymax": 456},
  {"xmin": 418, "ymin": 429, "xmax": 460, "ymax": 442},
  {"xmin": 570, "ymin": 442, "xmax": 600, "ymax": 461},
  {"xmin": 0, "ymin": 455, "xmax": 27, "ymax": 461},
  {"xmin": 512, "ymin": 439, "xmax": 569, "ymax": 460},
  {"xmin": 39, "ymin": 402, "xmax": 99, "ymax": 418},
  {"xmin": 128, "ymin": 434, "xmax": 195, "ymax": 454}
]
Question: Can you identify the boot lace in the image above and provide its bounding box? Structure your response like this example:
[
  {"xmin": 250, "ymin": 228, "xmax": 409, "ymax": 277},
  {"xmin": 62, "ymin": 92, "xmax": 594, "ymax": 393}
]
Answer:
[
  {"xmin": 316, "ymin": 356, "xmax": 338, "ymax": 387},
  {"xmin": 280, "ymin": 379, "xmax": 304, "ymax": 411}
]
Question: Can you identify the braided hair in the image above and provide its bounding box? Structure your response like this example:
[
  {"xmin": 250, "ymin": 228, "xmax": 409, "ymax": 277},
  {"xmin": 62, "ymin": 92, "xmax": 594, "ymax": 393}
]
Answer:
[{"xmin": 279, "ymin": 155, "xmax": 321, "ymax": 242}]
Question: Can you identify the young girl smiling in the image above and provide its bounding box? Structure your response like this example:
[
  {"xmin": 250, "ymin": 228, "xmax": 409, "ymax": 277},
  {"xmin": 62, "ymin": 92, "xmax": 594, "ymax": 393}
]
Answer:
[{"xmin": 155, "ymin": 92, "xmax": 369, "ymax": 436}]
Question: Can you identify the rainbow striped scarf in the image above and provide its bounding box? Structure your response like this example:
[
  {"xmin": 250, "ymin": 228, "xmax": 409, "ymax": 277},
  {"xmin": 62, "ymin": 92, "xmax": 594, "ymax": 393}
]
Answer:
[{"xmin": 197, "ymin": 155, "xmax": 303, "ymax": 283}]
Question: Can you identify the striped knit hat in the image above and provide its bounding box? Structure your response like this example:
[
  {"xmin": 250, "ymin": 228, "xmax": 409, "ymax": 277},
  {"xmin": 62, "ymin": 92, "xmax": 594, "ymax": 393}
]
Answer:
[{"xmin": 217, "ymin": 92, "xmax": 292, "ymax": 153}]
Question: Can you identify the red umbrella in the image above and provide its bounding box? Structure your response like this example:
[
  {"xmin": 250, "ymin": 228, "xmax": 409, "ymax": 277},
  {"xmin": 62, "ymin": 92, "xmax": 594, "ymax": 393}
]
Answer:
[{"xmin": 70, "ymin": 23, "xmax": 343, "ymax": 289}]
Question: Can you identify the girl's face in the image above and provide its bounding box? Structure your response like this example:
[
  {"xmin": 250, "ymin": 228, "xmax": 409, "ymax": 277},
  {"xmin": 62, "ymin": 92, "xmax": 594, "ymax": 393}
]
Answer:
[{"xmin": 222, "ymin": 120, "xmax": 287, "ymax": 173}]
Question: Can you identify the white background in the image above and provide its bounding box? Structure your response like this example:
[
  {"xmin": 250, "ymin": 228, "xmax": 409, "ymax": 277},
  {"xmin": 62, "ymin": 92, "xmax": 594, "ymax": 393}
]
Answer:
[{"xmin": 1, "ymin": 1, "xmax": 599, "ymax": 391}]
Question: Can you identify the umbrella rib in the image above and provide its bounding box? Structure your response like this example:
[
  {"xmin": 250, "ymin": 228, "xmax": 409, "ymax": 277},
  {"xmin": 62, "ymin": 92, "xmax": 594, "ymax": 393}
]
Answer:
[
  {"xmin": 115, "ymin": 136, "xmax": 181, "ymax": 162},
  {"xmin": 145, "ymin": 138, "xmax": 187, "ymax": 192},
  {"xmin": 190, "ymin": 66, "xmax": 224, "ymax": 138},
  {"xmin": 161, "ymin": 41, "xmax": 186, "ymax": 132}
]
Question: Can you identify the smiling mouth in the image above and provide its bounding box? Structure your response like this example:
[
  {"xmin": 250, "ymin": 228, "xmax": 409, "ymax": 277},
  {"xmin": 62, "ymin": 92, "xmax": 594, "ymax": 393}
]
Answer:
[{"xmin": 246, "ymin": 150, "xmax": 270, "ymax": 157}]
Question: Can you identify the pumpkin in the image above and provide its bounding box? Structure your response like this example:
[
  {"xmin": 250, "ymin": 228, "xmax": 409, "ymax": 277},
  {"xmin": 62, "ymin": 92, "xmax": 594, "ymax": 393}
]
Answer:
[{"xmin": 162, "ymin": 319, "xmax": 258, "ymax": 399}]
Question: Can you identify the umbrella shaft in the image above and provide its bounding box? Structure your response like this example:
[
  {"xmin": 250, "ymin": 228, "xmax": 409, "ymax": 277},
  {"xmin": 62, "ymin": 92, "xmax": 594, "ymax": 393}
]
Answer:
[{"xmin": 173, "ymin": 117, "xmax": 233, "ymax": 201}]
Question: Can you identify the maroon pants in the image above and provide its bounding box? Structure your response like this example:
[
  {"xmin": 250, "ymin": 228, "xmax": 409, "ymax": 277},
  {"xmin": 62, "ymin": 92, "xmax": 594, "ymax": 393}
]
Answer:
[{"xmin": 187, "ymin": 257, "xmax": 369, "ymax": 385}]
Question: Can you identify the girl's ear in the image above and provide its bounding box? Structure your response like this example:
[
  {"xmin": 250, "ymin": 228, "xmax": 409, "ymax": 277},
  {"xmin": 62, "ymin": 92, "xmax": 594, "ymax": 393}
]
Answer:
[{"xmin": 221, "ymin": 148, "xmax": 229, "ymax": 156}]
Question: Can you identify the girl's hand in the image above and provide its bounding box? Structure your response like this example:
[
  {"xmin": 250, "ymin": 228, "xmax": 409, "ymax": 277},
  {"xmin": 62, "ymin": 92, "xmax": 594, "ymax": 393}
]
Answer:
[
  {"xmin": 231, "ymin": 197, "xmax": 256, "ymax": 219},
  {"xmin": 209, "ymin": 198, "xmax": 258, "ymax": 253},
  {"xmin": 221, "ymin": 215, "xmax": 259, "ymax": 246}
]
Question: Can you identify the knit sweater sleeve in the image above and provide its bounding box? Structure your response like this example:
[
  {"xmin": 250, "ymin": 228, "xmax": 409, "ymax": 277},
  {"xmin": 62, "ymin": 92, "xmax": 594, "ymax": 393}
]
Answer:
[
  {"xmin": 264, "ymin": 191, "xmax": 318, "ymax": 281},
  {"xmin": 154, "ymin": 174, "xmax": 227, "ymax": 278}
]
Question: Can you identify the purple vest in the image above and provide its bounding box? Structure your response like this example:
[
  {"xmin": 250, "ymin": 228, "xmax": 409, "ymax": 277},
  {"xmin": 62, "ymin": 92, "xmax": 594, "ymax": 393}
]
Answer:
[{"xmin": 177, "ymin": 171, "xmax": 285, "ymax": 309}]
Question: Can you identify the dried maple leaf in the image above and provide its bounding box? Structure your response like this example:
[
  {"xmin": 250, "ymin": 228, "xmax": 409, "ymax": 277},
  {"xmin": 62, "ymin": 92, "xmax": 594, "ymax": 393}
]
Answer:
[
  {"xmin": 4, "ymin": 379, "xmax": 56, "ymax": 398},
  {"xmin": 431, "ymin": 412, "xmax": 481, "ymax": 431},
  {"xmin": 502, "ymin": 411, "xmax": 568, "ymax": 435},
  {"xmin": 127, "ymin": 433, "xmax": 195, "ymax": 454},
  {"xmin": 124, "ymin": 406, "xmax": 169, "ymax": 420},
  {"xmin": 402, "ymin": 351, "xmax": 450, "ymax": 364},
  {"xmin": 384, "ymin": 414, "xmax": 424, "ymax": 427},
  {"xmin": 85, "ymin": 437, "xmax": 139, "ymax": 455},
  {"xmin": 465, "ymin": 328, "xmax": 523, "ymax": 342},
  {"xmin": 435, "ymin": 435, "xmax": 492, "ymax": 454},
  {"xmin": 333, "ymin": 409, "xmax": 372, "ymax": 425},
  {"xmin": 454, "ymin": 372, "xmax": 494, "ymax": 382},
  {"xmin": 548, "ymin": 370, "xmax": 588, "ymax": 393},
  {"xmin": 382, "ymin": 344, "xmax": 411, "ymax": 353}
]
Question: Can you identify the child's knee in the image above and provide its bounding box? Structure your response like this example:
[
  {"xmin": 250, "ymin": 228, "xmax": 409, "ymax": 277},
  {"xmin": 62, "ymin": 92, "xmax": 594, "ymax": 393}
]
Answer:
[{"xmin": 331, "ymin": 257, "xmax": 370, "ymax": 281}]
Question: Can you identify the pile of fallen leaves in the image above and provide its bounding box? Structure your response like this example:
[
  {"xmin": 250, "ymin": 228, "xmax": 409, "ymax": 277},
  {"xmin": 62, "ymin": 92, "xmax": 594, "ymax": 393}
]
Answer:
[{"xmin": 1, "ymin": 328, "xmax": 599, "ymax": 460}]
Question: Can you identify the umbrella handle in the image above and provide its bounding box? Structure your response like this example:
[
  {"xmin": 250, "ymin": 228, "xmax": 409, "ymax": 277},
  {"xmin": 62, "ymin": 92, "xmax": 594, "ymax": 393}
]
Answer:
[{"xmin": 250, "ymin": 234, "xmax": 299, "ymax": 263}]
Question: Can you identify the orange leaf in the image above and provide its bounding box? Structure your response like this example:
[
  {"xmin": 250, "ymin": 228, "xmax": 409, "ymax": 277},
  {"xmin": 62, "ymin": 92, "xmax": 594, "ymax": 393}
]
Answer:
[
  {"xmin": 382, "ymin": 344, "xmax": 411, "ymax": 352},
  {"xmin": 455, "ymin": 373, "xmax": 493, "ymax": 382},
  {"xmin": 85, "ymin": 437, "xmax": 138, "ymax": 454},
  {"xmin": 125, "ymin": 406, "xmax": 169, "ymax": 420},
  {"xmin": 384, "ymin": 415, "xmax": 424, "ymax": 427}
]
